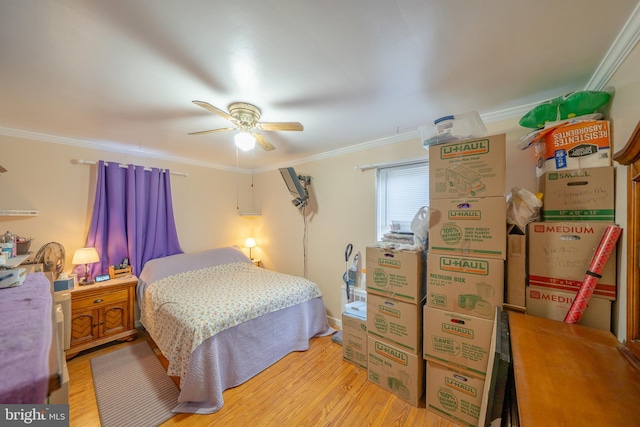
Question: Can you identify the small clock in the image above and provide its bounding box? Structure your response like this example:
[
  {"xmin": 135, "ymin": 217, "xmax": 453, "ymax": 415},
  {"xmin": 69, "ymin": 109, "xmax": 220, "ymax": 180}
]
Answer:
[{"xmin": 95, "ymin": 274, "xmax": 111, "ymax": 283}]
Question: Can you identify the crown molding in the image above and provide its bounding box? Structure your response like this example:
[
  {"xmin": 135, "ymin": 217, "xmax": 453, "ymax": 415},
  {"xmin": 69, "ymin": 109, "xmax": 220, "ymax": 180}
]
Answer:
[
  {"xmin": 0, "ymin": 126, "xmax": 241, "ymax": 173},
  {"xmin": 586, "ymin": 2, "xmax": 640, "ymax": 90}
]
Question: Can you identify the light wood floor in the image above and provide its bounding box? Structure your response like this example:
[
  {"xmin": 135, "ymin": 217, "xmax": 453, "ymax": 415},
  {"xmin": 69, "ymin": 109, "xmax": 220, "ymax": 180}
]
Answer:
[{"xmin": 67, "ymin": 329, "xmax": 459, "ymax": 427}]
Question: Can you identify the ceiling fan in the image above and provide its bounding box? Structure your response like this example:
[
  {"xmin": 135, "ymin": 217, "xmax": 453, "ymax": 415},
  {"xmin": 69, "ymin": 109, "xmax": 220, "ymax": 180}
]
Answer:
[{"xmin": 189, "ymin": 100, "xmax": 303, "ymax": 151}]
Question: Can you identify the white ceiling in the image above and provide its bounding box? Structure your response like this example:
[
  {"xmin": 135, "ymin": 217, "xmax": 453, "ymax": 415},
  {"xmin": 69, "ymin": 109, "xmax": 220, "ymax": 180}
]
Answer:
[{"xmin": 1, "ymin": 0, "xmax": 639, "ymax": 171}]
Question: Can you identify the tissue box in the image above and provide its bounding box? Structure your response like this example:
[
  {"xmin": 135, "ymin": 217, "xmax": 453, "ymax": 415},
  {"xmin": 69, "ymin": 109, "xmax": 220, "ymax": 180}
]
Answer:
[{"xmin": 54, "ymin": 277, "xmax": 74, "ymax": 291}]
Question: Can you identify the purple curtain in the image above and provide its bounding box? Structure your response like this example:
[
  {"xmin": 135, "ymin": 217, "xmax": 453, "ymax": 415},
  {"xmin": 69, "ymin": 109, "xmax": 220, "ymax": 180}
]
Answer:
[{"xmin": 76, "ymin": 160, "xmax": 183, "ymax": 278}]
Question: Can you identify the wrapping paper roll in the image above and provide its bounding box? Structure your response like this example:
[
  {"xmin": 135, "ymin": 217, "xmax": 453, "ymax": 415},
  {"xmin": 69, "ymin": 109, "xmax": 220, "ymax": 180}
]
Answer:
[{"xmin": 564, "ymin": 225, "xmax": 623, "ymax": 324}]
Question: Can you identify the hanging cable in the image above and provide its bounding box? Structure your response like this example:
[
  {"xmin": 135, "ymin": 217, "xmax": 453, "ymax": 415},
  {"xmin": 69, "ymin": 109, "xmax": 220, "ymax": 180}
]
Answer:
[
  {"xmin": 303, "ymin": 204, "xmax": 308, "ymax": 278},
  {"xmin": 235, "ymin": 147, "xmax": 240, "ymax": 211}
]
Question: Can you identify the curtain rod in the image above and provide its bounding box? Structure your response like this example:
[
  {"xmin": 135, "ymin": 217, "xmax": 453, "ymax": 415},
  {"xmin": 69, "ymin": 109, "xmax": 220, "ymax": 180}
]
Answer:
[
  {"xmin": 355, "ymin": 156, "xmax": 428, "ymax": 171},
  {"xmin": 74, "ymin": 159, "xmax": 188, "ymax": 177}
]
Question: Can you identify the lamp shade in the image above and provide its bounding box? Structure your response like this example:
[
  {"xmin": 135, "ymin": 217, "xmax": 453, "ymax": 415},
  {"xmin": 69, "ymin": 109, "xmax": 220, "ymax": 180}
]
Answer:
[
  {"xmin": 244, "ymin": 237, "xmax": 256, "ymax": 249},
  {"xmin": 235, "ymin": 132, "xmax": 256, "ymax": 151},
  {"xmin": 72, "ymin": 247, "xmax": 100, "ymax": 265}
]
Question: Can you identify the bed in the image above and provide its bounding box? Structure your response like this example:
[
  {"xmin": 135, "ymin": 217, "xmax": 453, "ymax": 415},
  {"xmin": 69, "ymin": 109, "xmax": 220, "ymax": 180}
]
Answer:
[{"xmin": 137, "ymin": 246, "xmax": 334, "ymax": 414}]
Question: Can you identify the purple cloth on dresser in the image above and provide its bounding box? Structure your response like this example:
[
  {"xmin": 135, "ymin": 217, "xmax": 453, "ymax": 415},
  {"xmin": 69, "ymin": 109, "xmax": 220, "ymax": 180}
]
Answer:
[{"xmin": 0, "ymin": 273, "xmax": 52, "ymax": 403}]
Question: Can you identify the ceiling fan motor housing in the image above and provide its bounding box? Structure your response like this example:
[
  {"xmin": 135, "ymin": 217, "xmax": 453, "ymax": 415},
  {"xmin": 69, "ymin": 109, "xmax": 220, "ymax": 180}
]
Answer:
[{"xmin": 228, "ymin": 102, "xmax": 261, "ymax": 128}]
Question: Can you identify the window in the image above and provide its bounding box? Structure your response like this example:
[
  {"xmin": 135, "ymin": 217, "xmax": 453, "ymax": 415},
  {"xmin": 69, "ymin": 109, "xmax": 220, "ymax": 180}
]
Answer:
[{"xmin": 376, "ymin": 161, "xmax": 429, "ymax": 242}]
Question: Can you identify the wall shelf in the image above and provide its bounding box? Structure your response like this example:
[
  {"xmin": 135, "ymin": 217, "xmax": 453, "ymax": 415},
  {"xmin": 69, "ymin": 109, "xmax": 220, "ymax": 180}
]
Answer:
[{"xmin": 0, "ymin": 209, "xmax": 39, "ymax": 217}]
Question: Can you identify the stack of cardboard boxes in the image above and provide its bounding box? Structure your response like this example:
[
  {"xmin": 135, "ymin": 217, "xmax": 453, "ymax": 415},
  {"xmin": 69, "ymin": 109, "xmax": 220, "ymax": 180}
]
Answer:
[
  {"xmin": 364, "ymin": 246, "xmax": 426, "ymax": 406},
  {"xmin": 524, "ymin": 119, "xmax": 616, "ymax": 331},
  {"xmin": 423, "ymin": 134, "xmax": 507, "ymax": 427}
]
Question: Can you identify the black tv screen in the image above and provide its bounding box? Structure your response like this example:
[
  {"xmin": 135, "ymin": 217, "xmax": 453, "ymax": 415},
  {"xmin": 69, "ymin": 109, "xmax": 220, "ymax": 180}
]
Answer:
[{"xmin": 279, "ymin": 167, "xmax": 308, "ymax": 200}]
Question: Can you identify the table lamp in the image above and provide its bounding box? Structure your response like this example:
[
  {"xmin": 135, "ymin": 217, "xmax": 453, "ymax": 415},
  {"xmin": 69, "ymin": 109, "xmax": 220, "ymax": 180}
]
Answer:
[
  {"xmin": 244, "ymin": 237, "xmax": 256, "ymax": 260},
  {"xmin": 72, "ymin": 247, "xmax": 100, "ymax": 284}
]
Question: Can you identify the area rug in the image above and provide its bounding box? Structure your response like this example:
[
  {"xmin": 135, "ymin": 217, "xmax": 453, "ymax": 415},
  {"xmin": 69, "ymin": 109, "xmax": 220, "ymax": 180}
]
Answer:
[{"xmin": 90, "ymin": 341, "xmax": 180, "ymax": 427}]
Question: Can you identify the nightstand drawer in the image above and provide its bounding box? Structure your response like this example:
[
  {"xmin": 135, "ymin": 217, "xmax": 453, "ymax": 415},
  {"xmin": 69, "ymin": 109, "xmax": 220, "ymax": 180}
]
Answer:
[{"xmin": 72, "ymin": 288, "xmax": 129, "ymax": 310}]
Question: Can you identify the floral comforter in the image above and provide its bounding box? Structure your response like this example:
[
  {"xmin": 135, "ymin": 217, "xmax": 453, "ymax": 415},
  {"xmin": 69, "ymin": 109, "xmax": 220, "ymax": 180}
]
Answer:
[{"xmin": 141, "ymin": 262, "xmax": 322, "ymax": 381}]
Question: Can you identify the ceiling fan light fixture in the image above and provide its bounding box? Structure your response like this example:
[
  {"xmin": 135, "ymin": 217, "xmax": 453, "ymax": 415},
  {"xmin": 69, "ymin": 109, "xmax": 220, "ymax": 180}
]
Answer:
[{"xmin": 235, "ymin": 131, "xmax": 256, "ymax": 151}]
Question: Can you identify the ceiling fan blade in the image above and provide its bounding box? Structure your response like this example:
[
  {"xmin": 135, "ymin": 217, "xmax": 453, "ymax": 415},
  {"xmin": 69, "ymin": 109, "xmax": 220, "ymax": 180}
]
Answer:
[
  {"xmin": 257, "ymin": 122, "xmax": 304, "ymax": 132},
  {"xmin": 253, "ymin": 133, "xmax": 276, "ymax": 151},
  {"xmin": 188, "ymin": 127, "xmax": 235, "ymax": 136},
  {"xmin": 192, "ymin": 100, "xmax": 234, "ymax": 121}
]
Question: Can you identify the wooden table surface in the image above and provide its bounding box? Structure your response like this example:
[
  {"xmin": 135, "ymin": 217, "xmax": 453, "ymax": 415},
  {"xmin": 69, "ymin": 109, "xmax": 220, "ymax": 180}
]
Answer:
[{"xmin": 509, "ymin": 312, "xmax": 640, "ymax": 426}]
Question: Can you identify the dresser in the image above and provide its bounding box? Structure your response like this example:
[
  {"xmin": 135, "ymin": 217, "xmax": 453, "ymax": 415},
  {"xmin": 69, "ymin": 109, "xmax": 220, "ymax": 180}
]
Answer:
[
  {"xmin": 66, "ymin": 275, "xmax": 138, "ymax": 359},
  {"xmin": 509, "ymin": 312, "xmax": 640, "ymax": 426}
]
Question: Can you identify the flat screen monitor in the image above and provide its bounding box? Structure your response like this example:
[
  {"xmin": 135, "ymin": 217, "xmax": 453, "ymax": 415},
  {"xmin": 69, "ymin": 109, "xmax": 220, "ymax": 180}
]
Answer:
[{"xmin": 279, "ymin": 167, "xmax": 308, "ymax": 200}]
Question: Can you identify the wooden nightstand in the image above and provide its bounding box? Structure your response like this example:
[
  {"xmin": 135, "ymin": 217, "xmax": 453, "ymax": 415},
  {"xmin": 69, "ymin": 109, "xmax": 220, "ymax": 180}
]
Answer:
[
  {"xmin": 66, "ymin": 275, "xmax": 138, "ymax": 359},
  {"xmin": 251, "ymin": 259, "xmax": 261, "ymax": 267}
]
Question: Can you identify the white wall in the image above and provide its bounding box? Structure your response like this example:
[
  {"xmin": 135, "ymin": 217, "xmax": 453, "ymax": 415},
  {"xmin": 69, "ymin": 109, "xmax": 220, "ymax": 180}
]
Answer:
[
  {"xmin": 255, "ymin": 117, "xmax": 537, "ymax": 326},
  {"xmin": 603, "ymin": 41, "xmax": 640, "ymax": 342},
  {"xmin": 0, "ymin": 135, "xmax": 258, "ymax": 272},
  {"xmin": 2, "ymin": 42, "xmax": 638, "ymax": 340}
]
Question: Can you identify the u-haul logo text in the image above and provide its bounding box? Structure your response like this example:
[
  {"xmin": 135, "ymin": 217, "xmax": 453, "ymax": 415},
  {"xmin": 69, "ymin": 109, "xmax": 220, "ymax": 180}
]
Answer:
[
  {"xmin": 439, "ymin": 257, "xmax": 489, "ymax": 275},
  {"xmin": 374, "ymin": 341, "xmax": 408, "ymax": 366},
  {"xmin": 440, "ymin": 139, "xmax": 490, "ymax": 159},
  {"xmin": 378, "ymin": 305, "xmax": 401, "ymax": 318},
  {"xmin": 442, "ymin": 323, "xmax": 474, "ymax": 339},
  {"xmin": 448, "ymin": 210, "xmax": 481, "ymax": 220},
  {"xmin": 445, "ymin": 377, "xmax": 477, "ymax": 397},
  {"xmin": 378, "ymin": 259, "xmax": 401, "ymax": 269}
]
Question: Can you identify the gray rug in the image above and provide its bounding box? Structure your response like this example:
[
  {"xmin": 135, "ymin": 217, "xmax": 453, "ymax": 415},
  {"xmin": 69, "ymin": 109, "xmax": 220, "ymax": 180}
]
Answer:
[{"xmin": 90, "ymin": 341, "xmax": 180, "ymax": 427}]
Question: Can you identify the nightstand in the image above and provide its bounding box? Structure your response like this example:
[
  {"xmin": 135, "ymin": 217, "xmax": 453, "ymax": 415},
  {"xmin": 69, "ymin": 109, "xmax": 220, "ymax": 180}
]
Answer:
[
  {"xmin": 252, "ymin": 259, "xmax": 261, "ymax": 267},
  {"xmin": 66, "ymin": 275, "xmax": 138, "ymax": 359}
]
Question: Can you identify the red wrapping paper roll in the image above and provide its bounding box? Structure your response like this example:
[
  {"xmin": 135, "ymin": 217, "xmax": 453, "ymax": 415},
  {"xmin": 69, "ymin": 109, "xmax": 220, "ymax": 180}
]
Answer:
[{"xmin": 564, "ymin": 225, "xmax": 623, "ymax": 324}]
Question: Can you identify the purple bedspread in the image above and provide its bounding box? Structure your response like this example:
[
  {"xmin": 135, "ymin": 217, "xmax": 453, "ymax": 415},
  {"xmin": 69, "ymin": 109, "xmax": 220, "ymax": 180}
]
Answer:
[{"xmin": 0, "ymin": 273, "xmax": 52, "ymax": 403}]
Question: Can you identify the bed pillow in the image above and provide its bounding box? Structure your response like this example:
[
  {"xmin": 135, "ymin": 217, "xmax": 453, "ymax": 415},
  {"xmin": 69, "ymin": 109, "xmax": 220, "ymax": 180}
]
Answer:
[{"xmin": 140, "ymin": 246, "xmax": 252, "ymax": 285}]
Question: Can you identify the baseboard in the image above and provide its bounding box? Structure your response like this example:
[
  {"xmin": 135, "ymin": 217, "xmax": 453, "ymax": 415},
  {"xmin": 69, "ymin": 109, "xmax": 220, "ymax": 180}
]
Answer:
[{"xmin": 327, "ymin": 314, "xmax": 342, "ymax": 330}]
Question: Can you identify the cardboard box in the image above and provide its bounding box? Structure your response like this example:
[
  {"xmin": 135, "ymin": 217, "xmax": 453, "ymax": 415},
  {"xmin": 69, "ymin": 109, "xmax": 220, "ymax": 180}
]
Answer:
[
  {"xmin": 534, "ymin": 120, "xmax": 611, "ymax": 177},
  {"xmin": 426, "ymin": 253, "xmax": 504, "ymax": 320},
  {"xmin": 423, "ymin": 306, "xmax": 494, "ymax": 378},
  {"xmin": 429, "ymin": 196, "xmax": 507, "ymax": 259},
  {"xmin": 526, "ymin": 287, "xmax": 612, "ymax": 331},
  {"xmin": 366, "ymin": 247, "xmax": 425, "ymax": 304},
  {"xmin": 342, "ymin": 313, "xmax": 368, "ymax": 369},
  {"xmin": 540, "ymin": 166, "xmax": 615, "ymax": 222},
  {"xmin": 506, "ymin": 225, "xmax": 527, "ymax": 308},
  {"xmin": 367, "ymin": 336, "xmax": 425, "ymax": 406},
  {"xmin": 367, "ymin": 293, "xmax": 423, "ymax": 354},
  {"xmin": 429, "ymin": 134, "xmax": 506, "ymax": 199},
  {"xmin": 528, "ymin": 222, "xmax": 617, "ymax": 300},
  {"xmin": 426, "ymin": 361, "xmax": 486, "ymax": 427}
]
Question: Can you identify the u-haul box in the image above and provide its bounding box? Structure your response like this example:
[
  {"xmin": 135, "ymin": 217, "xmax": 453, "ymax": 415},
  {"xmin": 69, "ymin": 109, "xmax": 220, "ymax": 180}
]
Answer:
[
  {"xmin": 366, "ymin": 247, "xmax": 425, "ymax": 304},
  {"xmin": 423, "ymin": 306, "xmax": 494, "ymax": 378},
  {"xmin": 527, "ymin": 222, "xmax": 617, "ymax": 300},
  {"xmin": 426, "ymin": 361, "xmax": 486, "ymax": 427},
  {"xmin": 429, "ymin": 134, "xmax": 506, "ymax": 199},
  {"xmin": 367, "ymin": 336, "xmax": 425, "ymax": 406},
  {"xmin": 367, "ymin": 293, "xmax": 423, "ymax": 354},
  {"xmin": 426, "ymin": 253, "xmax": 504, "ymax": 320},
  {"xmin": 429, "ymin": 197, "xmax": 507, "ymax": 260},
  {"xmin": 342, "ymin": 312, "xmax": 368, "ymax": 369}
]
